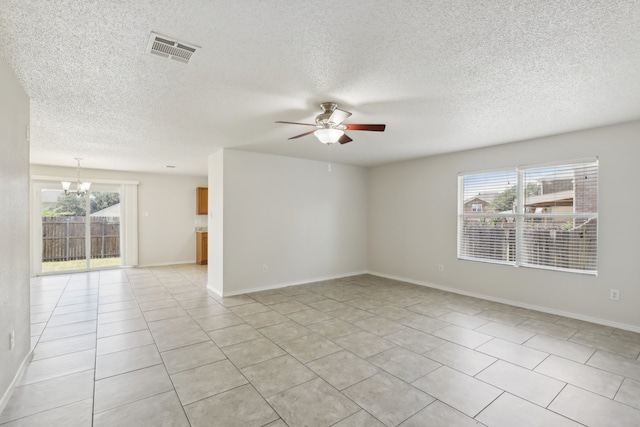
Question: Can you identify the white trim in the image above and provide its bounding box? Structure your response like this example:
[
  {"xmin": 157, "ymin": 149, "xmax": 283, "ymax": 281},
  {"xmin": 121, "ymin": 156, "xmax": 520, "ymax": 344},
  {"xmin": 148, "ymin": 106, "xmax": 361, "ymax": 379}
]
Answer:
[
  {"xmin": 458, "ymin": 212, "xmax": 517, "ymax": 219},
  {"xmin": 208, "ymin": 270, "xmax": 368, "ymax": 298},
  {"xmin": 457, "ymin": 165, "xmax": 516, "ymax": 178},
  {"xmin": 31, "ymin": 183, "xmax": 43, "ymax": 276},
  {"xmin": 120, "ymin": 183, "xmax": 138, "ymax": 267},
  {"xmin": 203, "ymin": 269, "xmax": 639, "ymax": 333},
  {"xmin": 207, "ymin": 284, "xmax": 223, "ymax": 298},
  {"xmin": 0, "ymin": 350, "xmax": 34, "ymax": 416},
  {"xmin": 516, "ymin": 167, "xmax": 524, "ymax": 268},
  {"xmin": 136, "ymin": 260, "xmax": 196, "ymax": 268},
  {"xmin": 367, "ymin": 270, "xmax": 640, "ymax": 334},
  {"xmin": 31, "ymin": 175, "xmax": 139, "ymax": 185},
  {"xmin": 517, "ymin": 156, "xmax": 599, "ymax": 171}
]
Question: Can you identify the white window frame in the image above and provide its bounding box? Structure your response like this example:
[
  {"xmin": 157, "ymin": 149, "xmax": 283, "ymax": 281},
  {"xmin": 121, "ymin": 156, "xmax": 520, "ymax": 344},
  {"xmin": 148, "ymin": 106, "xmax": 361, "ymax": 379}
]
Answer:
[{"xmin": 457, "ymin": 158, "xmax": 598, "ymax": 275}]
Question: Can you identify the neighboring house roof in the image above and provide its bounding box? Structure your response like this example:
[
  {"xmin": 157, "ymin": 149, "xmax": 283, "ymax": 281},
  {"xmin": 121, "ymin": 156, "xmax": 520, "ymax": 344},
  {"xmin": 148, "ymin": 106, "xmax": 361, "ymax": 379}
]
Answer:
[
  {"xmin": 90, "ymin": 203, "xmax": 121, "ymax": 217},
  {"xmin": 464, "ymin": 192, "xmax": 500, "ymax": 205},
  {"xmin": 525, "ymin": 190, "xmax": 574, "ymax": 207}
]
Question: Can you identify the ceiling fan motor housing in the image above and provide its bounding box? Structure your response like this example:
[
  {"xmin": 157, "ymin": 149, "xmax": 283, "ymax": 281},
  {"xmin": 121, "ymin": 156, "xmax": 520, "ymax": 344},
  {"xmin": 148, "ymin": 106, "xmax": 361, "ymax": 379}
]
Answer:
[{"xmin": 316, "ymin": 102, "xmax": 338, "ymax": 125}]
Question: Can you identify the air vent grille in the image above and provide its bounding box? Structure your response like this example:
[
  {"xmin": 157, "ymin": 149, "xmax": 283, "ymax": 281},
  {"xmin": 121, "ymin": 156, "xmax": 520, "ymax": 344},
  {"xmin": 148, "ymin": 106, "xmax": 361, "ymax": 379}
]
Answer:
[{"xmin": 146, "ymin": 32, "xmax": 199, "ymax": 64}]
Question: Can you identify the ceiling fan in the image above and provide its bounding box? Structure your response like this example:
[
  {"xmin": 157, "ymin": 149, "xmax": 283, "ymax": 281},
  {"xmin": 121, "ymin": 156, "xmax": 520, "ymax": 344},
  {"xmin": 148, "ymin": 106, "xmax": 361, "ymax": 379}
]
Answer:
[{"xmin": 275, "ymin": 102, "xmax": 386, "ymax": 145}]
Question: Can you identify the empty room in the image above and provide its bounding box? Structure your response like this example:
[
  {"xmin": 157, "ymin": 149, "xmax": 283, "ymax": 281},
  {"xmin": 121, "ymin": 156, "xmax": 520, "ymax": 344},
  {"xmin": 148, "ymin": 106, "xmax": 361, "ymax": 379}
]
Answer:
[{"xmin": 1, "ymin": 1, "xmax": 639, "ymax": 426}]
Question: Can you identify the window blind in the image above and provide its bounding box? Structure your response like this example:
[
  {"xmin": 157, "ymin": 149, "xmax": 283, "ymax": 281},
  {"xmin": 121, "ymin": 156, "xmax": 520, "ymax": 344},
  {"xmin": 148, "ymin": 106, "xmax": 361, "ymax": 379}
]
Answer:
[
  {"xmin": 458, "ymin": 169, "xmax": 517, "ymax": 264},
  {"xmin": 520, "ymin": 161, "xmax": 598, "ymax": 274},
  {"xmin": 458, "ymin": 159, "xmax": 598, "ymax": 275}
]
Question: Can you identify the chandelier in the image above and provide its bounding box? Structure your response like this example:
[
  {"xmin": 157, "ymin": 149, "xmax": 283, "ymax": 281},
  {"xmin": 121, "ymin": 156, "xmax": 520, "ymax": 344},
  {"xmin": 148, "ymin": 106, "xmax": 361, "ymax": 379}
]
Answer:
[{"xmin": 61, "ymin": 158, "xmax": 91, "ymax": 196}]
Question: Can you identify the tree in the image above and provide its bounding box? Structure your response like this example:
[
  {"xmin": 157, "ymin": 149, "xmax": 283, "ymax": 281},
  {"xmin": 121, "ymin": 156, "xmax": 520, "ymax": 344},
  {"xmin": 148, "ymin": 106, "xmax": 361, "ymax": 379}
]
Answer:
[
  {"xmin": 491, "ymin": 186, "xmax": 517, "ymax": 212},
  {"xmin": 525, "ymin": 182, "xmax": 542, "ymax": 199},
  {"xmin": 42, "ymin": 206, "xmax": 75, "ymax": 217},
  {"xmin": 50, "ymin": 191, "xmax": 120, "ymax": 217},
  {"xmin": 54, "ymin": 193, "xmax": 87, "ymax": 216},
  {"xmin": 490, "ymin": 183, "xmax": 541, "ymax": 212},
  {"xmin": 90, "ymin": 192, "xmax": 120, "ymax": 214}
]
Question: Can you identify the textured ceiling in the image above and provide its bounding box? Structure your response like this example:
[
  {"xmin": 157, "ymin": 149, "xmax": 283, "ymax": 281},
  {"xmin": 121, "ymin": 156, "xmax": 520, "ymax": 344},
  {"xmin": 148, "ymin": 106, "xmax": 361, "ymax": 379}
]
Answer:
[{"xmin": 1, "ymin": 0, "xmax": 639, "ymax": 176}]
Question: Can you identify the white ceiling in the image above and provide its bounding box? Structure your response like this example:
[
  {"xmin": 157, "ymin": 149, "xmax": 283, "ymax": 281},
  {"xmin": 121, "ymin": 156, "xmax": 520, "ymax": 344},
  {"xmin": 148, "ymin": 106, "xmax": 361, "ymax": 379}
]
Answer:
[{"xmin": 1, "ymin": 1, "xmax": 639, "ymax": 176}]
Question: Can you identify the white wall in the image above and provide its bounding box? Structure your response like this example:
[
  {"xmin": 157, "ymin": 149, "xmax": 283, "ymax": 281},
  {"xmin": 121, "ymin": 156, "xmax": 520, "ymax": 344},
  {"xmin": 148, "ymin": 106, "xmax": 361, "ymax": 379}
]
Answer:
[
  {"xmin": 208, "ymin": 150, "xmax": 224, "ymax": 295},
  {"xmin": 209, "ymin": 149, "xmax": 368, "ymax": 296},
  {"xmin": 0, "ymin": 58, "xmax": 31, "ymax": 410},
  {"xmin": 369, "ymin": 121, "xmax": 640, "ymax": 330},
  {"xmin": 30, "ymin": 165, "xmax": 207, "ymax": 267}
]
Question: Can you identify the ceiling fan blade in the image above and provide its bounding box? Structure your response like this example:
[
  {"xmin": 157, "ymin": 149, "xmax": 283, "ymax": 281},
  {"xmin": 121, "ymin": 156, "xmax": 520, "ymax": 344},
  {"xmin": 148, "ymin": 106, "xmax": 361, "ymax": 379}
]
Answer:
[
  {"xmin": 344, "ymin": 124, "xmax": 386, "ymax": 132},
  {"xmin": 338, "ymin": 134, "xmax": 353, "ymax": 144},
  {"xmin": 275, "ymin": 121, "xmax": 317, "ymax": 127},
  {"xmin": 288, "ymin": 130, "xmax": 316, "ymax": 140},
  {"xmin": 328, "ymin": 109, "xmax": 352, "ymax": 124}
]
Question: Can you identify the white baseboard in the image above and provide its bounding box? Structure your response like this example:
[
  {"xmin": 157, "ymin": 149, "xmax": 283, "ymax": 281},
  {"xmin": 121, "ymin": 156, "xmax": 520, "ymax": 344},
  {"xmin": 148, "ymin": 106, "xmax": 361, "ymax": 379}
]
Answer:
[
  {"xmin": 0, "ymin": 350, "xmax": 34, "ymax": 416},
  {"xmin": 203, "ymin": 268, "xmax": 639, "ymax": 333},
  {"xmin": 207, "ymin": 284, "xmax": 223, "ymax": 298},
  {"xmin": 368, "ymin": 270, "xmax": 640, "ymax": 334},
  {"xmin": 209, "ymin": 270, "xmax": 368, "ymax": 298},
  {"xmin": 136, "ymin": 260, "xmax": 197, "ymax": 268}
]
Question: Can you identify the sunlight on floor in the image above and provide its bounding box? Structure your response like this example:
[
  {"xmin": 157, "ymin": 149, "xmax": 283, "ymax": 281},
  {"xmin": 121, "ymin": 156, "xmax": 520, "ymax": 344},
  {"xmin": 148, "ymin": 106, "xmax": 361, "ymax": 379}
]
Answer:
[{"xmin": 41, "ymin": 257, "xmax": 121, "ymax": 272}]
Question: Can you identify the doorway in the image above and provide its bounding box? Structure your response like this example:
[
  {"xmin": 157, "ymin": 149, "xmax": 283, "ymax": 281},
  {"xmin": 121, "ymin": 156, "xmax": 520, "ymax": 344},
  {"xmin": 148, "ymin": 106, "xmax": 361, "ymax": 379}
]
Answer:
[{"xmin": 37, "ymin": 183, "xmax": 122, "ymax": 273}]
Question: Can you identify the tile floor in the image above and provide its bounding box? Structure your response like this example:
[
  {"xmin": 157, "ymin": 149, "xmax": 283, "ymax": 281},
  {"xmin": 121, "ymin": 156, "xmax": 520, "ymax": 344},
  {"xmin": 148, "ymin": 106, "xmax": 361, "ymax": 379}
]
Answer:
[{"xmin": 2, "ymin": 265, "xmax": 640, "ymax": 426}]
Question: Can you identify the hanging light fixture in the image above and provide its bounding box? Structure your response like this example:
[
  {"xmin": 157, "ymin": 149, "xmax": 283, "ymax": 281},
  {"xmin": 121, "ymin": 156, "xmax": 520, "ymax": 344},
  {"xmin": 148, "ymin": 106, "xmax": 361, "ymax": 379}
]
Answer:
[
  {"xmin": 314, "ymin": 128, "xmax": 344, "ymax": 144},
  {"xmin": 61, "ymin": 158, "xmax": 91, "ymax": 196}
]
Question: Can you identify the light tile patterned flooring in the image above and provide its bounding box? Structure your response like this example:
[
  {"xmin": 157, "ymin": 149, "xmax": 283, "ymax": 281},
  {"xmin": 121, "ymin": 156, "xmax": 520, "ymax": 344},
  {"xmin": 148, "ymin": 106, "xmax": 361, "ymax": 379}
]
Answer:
[{"xmin": 2, "ymin": 265, "xmax": 640, "ymax": 426}]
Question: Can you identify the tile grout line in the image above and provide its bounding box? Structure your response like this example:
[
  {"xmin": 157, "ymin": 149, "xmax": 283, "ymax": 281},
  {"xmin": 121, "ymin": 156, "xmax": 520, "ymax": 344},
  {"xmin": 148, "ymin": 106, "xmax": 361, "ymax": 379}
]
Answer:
[{"xmin": 9, "ymin": 269, "xmax": 640, "ymax": 425}]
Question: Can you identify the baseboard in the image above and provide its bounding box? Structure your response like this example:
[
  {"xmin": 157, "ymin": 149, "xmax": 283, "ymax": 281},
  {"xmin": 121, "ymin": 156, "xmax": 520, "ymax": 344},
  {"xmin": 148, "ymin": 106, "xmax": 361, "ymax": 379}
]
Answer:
[
  {"xmin": 202, "ymin": 268, "xmax": 640, "ymax": 333},
  {"xmin": 368, "ymin": 270, "xmax": 640, "ymax": 334},
  {"xmin": 210, "ymin": 270, "xmax": 369, "ymax": 298},
  {"xmin": 207, "ymin": 284, "xmax": 223, "ymax": 298},
  {"xmin": 0, "ymin": 350, "xmax": 34, "ymax": 416},
  {"xmin": 136, "ymin": 260, "xmax": 197, "ymax": 268}
]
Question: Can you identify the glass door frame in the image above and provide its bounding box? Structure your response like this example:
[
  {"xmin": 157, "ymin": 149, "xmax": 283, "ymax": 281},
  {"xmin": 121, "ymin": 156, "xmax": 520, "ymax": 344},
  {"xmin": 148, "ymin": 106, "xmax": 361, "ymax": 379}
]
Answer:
[
  {"xmin": 31, "ymin": 178, "xmax": 127, "ymax": 276},
  {"xmin": 88, "ymin": 183, "xmax": 122, "ymax": 270}
]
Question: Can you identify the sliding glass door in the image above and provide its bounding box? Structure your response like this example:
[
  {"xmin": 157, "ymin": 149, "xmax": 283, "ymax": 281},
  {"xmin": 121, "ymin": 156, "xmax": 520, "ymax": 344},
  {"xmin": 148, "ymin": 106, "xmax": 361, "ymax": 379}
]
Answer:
[
  {"xmin": 89, "ymin": 186, "xmax": 121, "ymax": 269},
  {"xmin": 40, "ymin": 187, "xmax": 87, "ymax": 272},
  {"xmin": 38, "ymin": 183, "xmax": 122, "ymax": 273}
]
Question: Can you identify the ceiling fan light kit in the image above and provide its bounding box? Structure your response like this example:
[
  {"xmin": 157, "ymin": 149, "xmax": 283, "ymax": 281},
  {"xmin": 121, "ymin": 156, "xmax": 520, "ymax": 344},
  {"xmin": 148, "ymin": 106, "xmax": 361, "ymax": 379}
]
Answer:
[
  {"xmin": 314, "ymin": 128, "xmax": 344, "ymax": 144},
  {"xmin": 276, "ymin": 102, "xmax": 386, "ymax": 145}
]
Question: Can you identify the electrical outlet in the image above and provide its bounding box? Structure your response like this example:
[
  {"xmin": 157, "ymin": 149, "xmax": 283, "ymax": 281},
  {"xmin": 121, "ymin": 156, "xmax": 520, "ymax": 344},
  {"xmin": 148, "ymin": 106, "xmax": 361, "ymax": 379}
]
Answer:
[
  {"xmin": 438, "ymin": 264, "xmax": 444, "ymax": 273},
  {"xmin": 263, "ymin": 264, "xmax": 268, "ymax": 273},
  {"xmin": 610, "ymin": 289, "xmax": 620, "ymax": 301},
  {"xmin": 10, "ymin": 330, "xmax": 15, "ymax": 350}
]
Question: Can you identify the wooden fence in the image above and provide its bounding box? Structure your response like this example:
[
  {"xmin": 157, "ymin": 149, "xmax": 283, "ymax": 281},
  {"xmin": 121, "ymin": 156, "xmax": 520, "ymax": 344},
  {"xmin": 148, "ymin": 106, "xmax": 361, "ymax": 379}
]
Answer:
[
  {"xmin": 461, "ymin": 220, "xmax": 597, "ymax": 271},
  {"xmin": 521, "ymin": 221, "xmax": 597, "ymax": 271},
  {"xmin": 42, "ymin": 216, "xmax": 120, "ymax": 262},
  {"xmin": 461, "ymin": 223, "xmax": 516, "ymax": 262}
]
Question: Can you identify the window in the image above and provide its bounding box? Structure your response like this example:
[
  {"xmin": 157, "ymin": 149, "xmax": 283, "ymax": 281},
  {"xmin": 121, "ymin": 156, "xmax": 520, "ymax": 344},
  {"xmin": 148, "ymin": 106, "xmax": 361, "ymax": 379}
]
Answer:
[{"xmin": 458, "ymin": 159, "xmax": 598, "ymax": 275}]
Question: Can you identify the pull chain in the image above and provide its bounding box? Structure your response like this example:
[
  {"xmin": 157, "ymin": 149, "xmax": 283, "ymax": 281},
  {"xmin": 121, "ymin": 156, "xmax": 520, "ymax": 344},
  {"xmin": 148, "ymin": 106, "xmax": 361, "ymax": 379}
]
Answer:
[{"xmin": 328, "ymin": 143, "xmax": 333, "ymax": 172}]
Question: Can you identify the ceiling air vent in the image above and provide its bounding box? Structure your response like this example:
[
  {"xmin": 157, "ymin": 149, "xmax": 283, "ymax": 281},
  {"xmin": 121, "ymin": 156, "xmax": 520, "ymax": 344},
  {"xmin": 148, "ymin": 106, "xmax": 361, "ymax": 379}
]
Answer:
[{"xmin": 146, "ymin": 32, "xmax": 199, "ymax": 64}]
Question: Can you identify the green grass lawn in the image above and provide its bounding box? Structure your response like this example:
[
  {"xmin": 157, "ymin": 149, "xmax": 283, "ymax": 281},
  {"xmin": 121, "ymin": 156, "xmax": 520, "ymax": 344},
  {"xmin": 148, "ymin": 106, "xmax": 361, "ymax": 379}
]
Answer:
[{"xmin": 42, "ymin": 257, "xmax": 121, "ymax": 272}]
